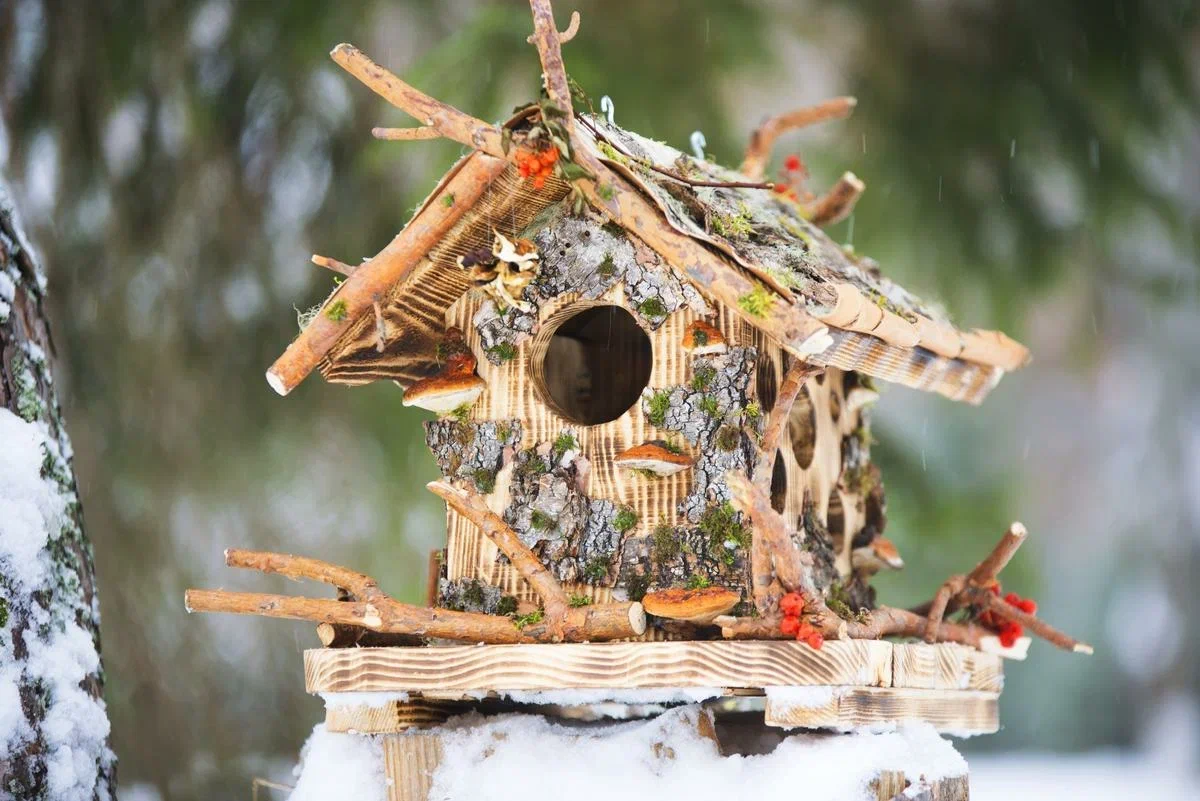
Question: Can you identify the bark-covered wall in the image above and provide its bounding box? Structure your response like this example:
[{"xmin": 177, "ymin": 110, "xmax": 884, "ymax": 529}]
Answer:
[
  {"xmin": 0, "ymin": 181, "xmax": 115, "ymax": 800},
  {"xmin": 431, "ymin": 201, "xmax": 887, "ymax": 620}
]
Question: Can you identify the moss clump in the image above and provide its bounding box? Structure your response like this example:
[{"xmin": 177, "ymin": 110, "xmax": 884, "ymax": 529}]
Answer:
[
  {"xmin": 513, "ymin": 609, "xmax": 545, "ymax": 630},
  {"xmin": 583, "ymin": 557, "xmax": 610, "ymax": 582},
  {"xmin": 623, "ymin": 571, "xmax": 650, "ymax": 602},
  {"xmin": 472, "ymin": 469, "xmax": 497, "ymax": 493},
  {"xmin": 738, "ymin": 284, "xmax": 775, "ymax": 319},
  {"xmin": 324, "ymin": 299, "xmax": 348, "ymax": 322},
  {"xmin": 496, "ymin": 595, "xmax": 519, "ymax": 616},
  {"xmin": 743, "ymin": 401, "xmax": 761, "ymax": 421},
  {"xmin": 699, "ymin": 502, "xmax": 751, "ymax": 565},
  {"xmin": 487, "ymin": 342, "xmax": 517, "ymax": 362},
  {"xmin": 698, "ymin": 395, "xmax": 720, "ymax": 418},
  {"xmin": 462, "ymin": 580, "xmax": 486, "ymax": 607},
  {"xmin": 596, "ymin": 182, "xmax": 615, "ymax": 201},
  {"xmin": 660, "ymin": 439, "xmax": 685, "ymax": 455},
  {"xmin": 0, "ymin": 597, "xmax": 7, "ymax": 629},
  {"xmin": 597, "ymin": 254, "xmax": 617, "ymax": 278},
  {"xmin": 715, "ymin": 425, "xmax": 740, "ymax": 452},
  {"xmin": 692, "ymin": 328, "xmax": 709, "ymax": 347},
  {"xmin": 568, "ymin": 594, "xmax": 592, "ymax": 608},
  {"xmin": 646, "ymin": 390, "xmax": 671, "ymax": 428},
  {"xmin": 597, "ymin": 140, "xmax": 630, "ymax": 165},
  {"xmin": 442, "ymin": 193, "xmax": 455, "ymax": 208},
  {"xmin": 496, "ymin": 423, "xmax": 512, "ymax": 442},
  {"xmin": 685, "ymin": 574, "xmax": 712, "ymax": 590},
  {"xmin": 515, "ymin": 455, "xmax": 550, "ymax": 479},
  {"xmin": 691, "ymin": 365, "xmax": 716, "ymax": 392},
  {"xmin": 449, "ymin": 403, "xmax": 473, "ymax": 423},
  {"xmin": 613, "ymin": 506, "xmax": 639, "ymax": 533},
  {"xmin": 638, "ymin": 297, "xmax": 668, "ymax": 319},
  {"xmin": 651, "ymin": 522, "xmax": 679, "ymax": 564},
  {"xmin": 530, "ymin": 510, "xmax": 557, "ymax": 532},
  {"xmin": 552, "ymin": 431, "xmax": 578, "ymax": 461},
  {"xmin": 710, "ymin": 204, "xmax": 754, "ymax": 239}
]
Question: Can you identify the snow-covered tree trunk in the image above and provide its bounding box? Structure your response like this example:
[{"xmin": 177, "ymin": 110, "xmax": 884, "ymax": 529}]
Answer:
[{"xmin": 0, "ymin": 180, "xmax": 115, "ymax": 800}]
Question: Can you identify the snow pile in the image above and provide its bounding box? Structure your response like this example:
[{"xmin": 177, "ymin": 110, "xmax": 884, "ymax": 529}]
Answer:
[
  {"xmin": 0, "ymin": 408, "xmax": 114, "ymax": 800},
  {"xmin": 430, "ymin": 707, "xmax": 964, "ymax": 801},
  {"xmin": 500, "ymin": 687, "xmax": 723, "ymax": 707},
  {"xmin": 288, "ymin": 724, "xmax": 386, "ymax": 801},
  {"xmin": 320, "ymin": 691, "xmax": 410, "ymax": 709}
]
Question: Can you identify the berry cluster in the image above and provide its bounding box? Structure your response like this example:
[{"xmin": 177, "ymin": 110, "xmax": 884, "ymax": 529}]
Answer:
[
  {"xmin": 516, "ymin": 146, "xmax": 560, "ymax": 189},
  {"xmin": 778, "ymin": 591, "xmax": 824, "ymax": 649},
  {"xmin": 979, "ymin": 584, "xmax": 1038, "ymax": 648},
  {"xmin": 772, "ymin": 153, "xmax": 807, "ymax": 202}
]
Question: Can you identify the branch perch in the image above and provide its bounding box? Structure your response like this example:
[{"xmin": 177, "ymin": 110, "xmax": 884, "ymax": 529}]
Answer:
[
  {"xmin": 185, "ymin": 548, "xmax": 644, "ymax": 645},
  {"xmin": 526, "ymin": 10, "xmax": 580, "ymax": 45},
  {"xmin": 802, "ymin": 172, "xmax": 865, "ymax": 226},
  {"xmin": 371, "ymin": 126, "xmax": 441, "ymax": 141},
  {"xmin": 311, "ymin": 254, "xmax": 356, "ymax": 276},
  {"xmin": 741, "ymin": 97, "xmax": 858, "ymax": 180},
  {"xmin": 527, "ymin": 0, "xmax": 575, "ymax": 125}
]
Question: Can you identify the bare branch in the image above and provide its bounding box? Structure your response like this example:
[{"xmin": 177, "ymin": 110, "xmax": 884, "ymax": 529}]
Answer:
[
  {"xmin": 969, "ymin": 588, "xmax": 1094, "ymax": 655},
  {"xmin": 371, "ymin": 126, "xmax": 441, "ymax": 141},
  {"xmin": 527, "ymin": 1, "xmax": 575, "ymax": 126},
  {"xmin": 330, "ymin": 43, "xmax": 505, "ymax": 157},
  {"xmin": 311, "ymin": 253, "xmax": 356, "ymax": 276},
  {"xmin": 741, "ymin": 97, "xmax": 857, "ymax": 180},
  {"xmin": 526, "ymin": 10, "xmax": 581, "ymax": 45},
  {"xmin": 802, "ymin": 172, "xmax": 865, "ymax": 226},
  {"xmin": 224, "ymin": 549, "xmax": 377, "ymax": 599}
]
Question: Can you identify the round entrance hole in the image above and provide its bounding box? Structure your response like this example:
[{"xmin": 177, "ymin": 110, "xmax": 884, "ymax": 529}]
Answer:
[{"xmin": 534, "ymin": 305, "xmax": 653, "ymax": 425}]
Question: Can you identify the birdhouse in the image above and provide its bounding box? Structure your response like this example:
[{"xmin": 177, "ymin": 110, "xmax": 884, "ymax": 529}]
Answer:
[{"xmin": 188, "ymin": 4, "xmax": 1090, "ymax": 798}]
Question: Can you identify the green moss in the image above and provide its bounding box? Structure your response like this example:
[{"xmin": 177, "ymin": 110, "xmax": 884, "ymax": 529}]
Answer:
[
  {"xmin": 613, "ymin": 506, "xmax": 639, "ymax": 533},
  {"xmin": 442, "ymin": 193, "xmax": 455, "ymax": 208},
  {"xmin": 324, "ymin": 299, "xmax": 348, "ymax": 322},
  {"xmin": 690, "ymin": 365, "xmax": 716, "ymax": 391},
  {"xmin": 496, "ymin": 423, "xmax": 512, "ymax": 442},
  {"xmin": 597, "ymin": 183, "xmax": 615, "ymax": 201},
  {"xmin": 633, "ymin": 468, "xmax": 659, "ymax": 479},
  {"xmin": 699, "ymin": 502, "xmax": 751, "ymax": 565},
  {"xmin": 715, "ymin": 425, "xmax": 740, "ymax": 452},
  {"xmin": 738, "ymin": 284, "xmax": 776, "ymax": 318},
  {"xmin": 659, "ymin": 439, "xmax": 685, "ymax": 455},
  {"xmin": 692, "ymin": 328, "xmax": 709, "ymax": 347},
  {"xmin": 552, "ymin": 431, "xmax": 578, "ymax": 460},
  {"xmin": 710, "ymin": 203, "xmax": 754, "ymax": 239},
  {"xmin": 647, "ymin": 390, "xmax": 671, "ymax": 428},
  {"xmin": 496, "ymin": 595, "xmax": 519, "ymax": 616},
  {"xmin": 685, "ymin": 574, "xmax": 712, "ymax": 590},
  {"xmin": 597, "ymin": 254, "xmax": 617, "ymax": 278},
  {"xmin": 568, "ymin": 594, "xmax": 592, "ymax": 608},
  {"xmin": 651, "ymin": 522, "xmax": 679, "ymax": 564},
  {"xmin": 513, "ymin": 609, "xmax": 545, "ymax": 629},
  {"xmin": 597, "ymin": 140, "xmax": 630, "ymax": 165},
  {"xmin": 462, "ymin": 580, "xmax": 486, "ymax": 607},
  {"xmin": 449, "ymin": 403, "xmax": 473, "ymax": 423},
  {"xmin": 743, "ymin": 401, "xmax": 761, "ymax": 421},
  {"xmin": 530, "ymin": 510, "xmax": 557, "ymax": 532},
  {"xmin": 583, "ymin": 557, "xmax": 610, "ymax": 582},
  {"xmin": 472, "ymin": 468, "xmax": 497, "ymax": 493},
  {"xmin": 0, "ymin": 597, "xmax": 7, "ymax": 629},
  {"xmin": 487, "ymin": 342, "xmax": 517, "ymax": 362},
  {"xmin": 623, "ymin": 571, "xmax": 650, "ymax": 602},
  {"xmin": 638, "ymin": 297, "xmax": 668, "ymax": 319},
  {"xmin": 698, "ymin": 395, "xmax": 720, "ymax": 418}
]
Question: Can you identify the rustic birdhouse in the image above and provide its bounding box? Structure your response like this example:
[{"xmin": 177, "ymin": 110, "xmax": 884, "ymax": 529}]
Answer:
[{"xmin": 188, "ymin": 4, "xmax": 1090, "ymax": 798}]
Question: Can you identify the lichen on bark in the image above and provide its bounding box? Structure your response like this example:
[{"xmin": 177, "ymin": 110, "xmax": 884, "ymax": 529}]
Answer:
[
  {"xmin": 438, "ymin": 578, "xmax": 518, "ymax": 616},
  {"xmin": 424, "ymin": 419, "xmax": 522, "ymax": 492}
]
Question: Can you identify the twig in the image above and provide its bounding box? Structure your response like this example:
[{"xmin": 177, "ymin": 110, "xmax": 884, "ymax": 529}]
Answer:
[
  {"xmin": 527, "ymin": 0, "xmax": 575, "ymax": 129},
  {"xmin": 225, "ymin": 548, "xmax": 375, "ymax": 599},
  {"xmin": 526, "ymin": 10, "xmax": 581, "ymax": 45},
  {"xmin": 330, "ymin": 44, "xmax": 505, "ymax": 157},
  {"xmin": 968, "ymin": 588, "xmax": 1093, "ymax": 654},
  {"xmin": 921, "ymin": 522, "xmax": 1027, "ymax": 641},
  {"xmin": 252, "ymin": 778, "xmax": 294, "ymax": 801},
  {"xmin": 311, "ymin": 254, "xmax": 356, "ymax": 276},
  {"xmin": 371, "ymin": 126, "xmax": 442, "ymax": 141},
  {"xmin": 802, "ymin": 172, "xmax": 864, "ymax": 226},
  {"xmin": 741, "ymin": 97, "xmax": 858, "ymax": 180},
  {"xmin": 727, "ymin": 473, "xmax": 810, "ymax": 614},
  {"xmin": 426, "ymin": 481, "xmax": 571, "ymax": 620}
]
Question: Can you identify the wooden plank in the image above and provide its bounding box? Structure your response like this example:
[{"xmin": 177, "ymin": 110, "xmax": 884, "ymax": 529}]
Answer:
[
  {"xmin": 892, "ymin": 642, "xmax": 1004, "ymax": 692},
  {"xmin": 764, "ymin": 686, "xmax": 999, "ymax": 736},
  {"xmin": 305, "ymin": 639, "xmax": 893, "ymax": 694},
  {"xmin": 383, "ymin": 732, "xmax": 443, "ymax": 801},
  {"xmin": 325, "ymin": 699, "xmax": 469, "ymax": 734},
  {"xmin": 871, "ymin": 772, "xmax": 969, "ymax": 801}
]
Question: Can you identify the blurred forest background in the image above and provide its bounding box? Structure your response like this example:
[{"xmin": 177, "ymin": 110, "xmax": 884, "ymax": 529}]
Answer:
[{"xmin": 1, "ymin": 0, "xmax": 1198, "ymax": 798}]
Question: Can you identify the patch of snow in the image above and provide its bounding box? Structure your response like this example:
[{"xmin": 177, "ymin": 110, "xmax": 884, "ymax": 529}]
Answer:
[
  {"xmin": 319, "ymin": 691, "xmax": 410, "ymax": 709},
  {"xmin": 0, "ymin": 409, "xmax": 114, "ymax": 800},
  {"xmin": 499, "ymin": 687, "xmax": 724, "ymax": 706},
  {"xmin": 429, "ymin": 707, "xmax": 965, "ymax": 801},
  {"xmin": 287, "ymin": 724, "xmax": 385, "ymax": 801}
]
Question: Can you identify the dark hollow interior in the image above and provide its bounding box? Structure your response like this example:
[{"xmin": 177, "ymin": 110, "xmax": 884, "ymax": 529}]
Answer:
[{"xmin": 542, "ymin": 305, "xmax": 653, "ymax": 425}]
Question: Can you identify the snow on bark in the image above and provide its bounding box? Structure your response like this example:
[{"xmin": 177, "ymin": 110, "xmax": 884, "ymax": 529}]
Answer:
[{"xmin": 0, "ymin": 180, "xmax": 115, "ymax": 801}]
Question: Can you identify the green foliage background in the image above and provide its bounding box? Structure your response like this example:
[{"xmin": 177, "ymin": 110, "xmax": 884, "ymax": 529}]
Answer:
[{"xmin": 1, "ymin": 0, "xmax": 1197, "ymax": 797}]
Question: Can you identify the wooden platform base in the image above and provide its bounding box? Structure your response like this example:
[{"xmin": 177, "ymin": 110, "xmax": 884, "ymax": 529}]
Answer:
[{"xmin": 307, "ymin": 639, "xmax": 1002, "ymax": 735}]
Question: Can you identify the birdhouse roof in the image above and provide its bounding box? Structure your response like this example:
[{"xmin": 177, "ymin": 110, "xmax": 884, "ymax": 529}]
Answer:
[{"xmin": 266, "ymin": 47, "xmax": 1028, "ymax": 406}]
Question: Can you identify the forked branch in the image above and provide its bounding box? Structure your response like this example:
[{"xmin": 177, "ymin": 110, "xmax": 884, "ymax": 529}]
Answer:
[
  {"xmin": 741, "ymin": 97, "xmax": 858, "ymax": 180},
  {"xmin": 527, "ymin": 1, "xmax": 575, "ymax": 124},
  {"xmin": 526, "ymin": 10, "xmax": 580, "ymax": 45}
]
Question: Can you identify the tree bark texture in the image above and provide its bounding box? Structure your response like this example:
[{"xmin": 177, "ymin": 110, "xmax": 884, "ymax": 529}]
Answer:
[{"xmin": 0, "ymin": 180, "xmax": 116, "ymax": 800}]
